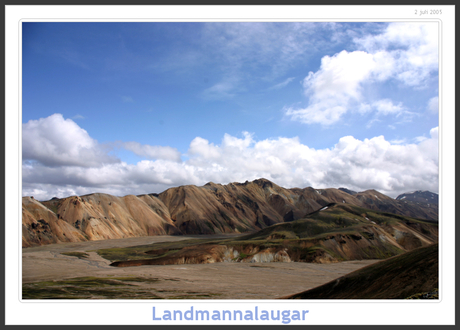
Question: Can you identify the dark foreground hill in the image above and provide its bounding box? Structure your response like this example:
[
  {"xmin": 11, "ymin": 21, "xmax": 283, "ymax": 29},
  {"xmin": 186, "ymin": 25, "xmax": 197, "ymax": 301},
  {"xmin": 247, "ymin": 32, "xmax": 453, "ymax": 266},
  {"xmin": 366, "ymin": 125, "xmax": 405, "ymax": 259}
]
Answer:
[
  {"xmin": 284, "ymin": 243, "xmax": 438, "ymax": 299},
  {"xmin": 22, "ymin": 178, "xmax": 438, "ymax": 247}
]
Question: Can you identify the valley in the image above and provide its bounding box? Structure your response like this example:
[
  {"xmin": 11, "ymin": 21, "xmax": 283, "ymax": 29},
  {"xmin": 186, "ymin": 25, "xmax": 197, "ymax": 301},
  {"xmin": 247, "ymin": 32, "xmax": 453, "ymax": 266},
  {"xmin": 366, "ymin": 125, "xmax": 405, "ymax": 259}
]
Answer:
[
  {"xmin": 22, "ymin": 234, "xmax": 380, "ymax": 299},
  {"xmin": 21, "ymin": 178, "xmax": 439, "ymax": 300}
]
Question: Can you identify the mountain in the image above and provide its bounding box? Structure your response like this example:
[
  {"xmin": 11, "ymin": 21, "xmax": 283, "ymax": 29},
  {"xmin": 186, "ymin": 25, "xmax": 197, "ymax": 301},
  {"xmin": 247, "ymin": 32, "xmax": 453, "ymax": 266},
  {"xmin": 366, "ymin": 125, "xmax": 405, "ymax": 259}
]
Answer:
[
  {"xmin": 22, "ymin": 178, "xmax": 439, "ymax": 247},
  {"xmin": 396, "ymin": 190, "xmax": 438, "ymax": 205},
  {"xmin": 338, "ymin": 187, "xmax": 358, "ymax": 195},
  {"xmin": 107, "ymin": 203, "xmax": 438, "ymax": 268},
  {"xmin": 394, "ymin": 190, "xmax": 438, "ymax": 221}
]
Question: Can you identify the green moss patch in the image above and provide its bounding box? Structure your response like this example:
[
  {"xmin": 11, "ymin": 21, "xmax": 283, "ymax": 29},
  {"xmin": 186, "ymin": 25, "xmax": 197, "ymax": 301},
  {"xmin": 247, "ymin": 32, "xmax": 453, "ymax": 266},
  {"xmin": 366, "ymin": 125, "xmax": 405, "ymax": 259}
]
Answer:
[{"xmin": 22, "ymin": 276, "xmax": 165, "ymax": 299}]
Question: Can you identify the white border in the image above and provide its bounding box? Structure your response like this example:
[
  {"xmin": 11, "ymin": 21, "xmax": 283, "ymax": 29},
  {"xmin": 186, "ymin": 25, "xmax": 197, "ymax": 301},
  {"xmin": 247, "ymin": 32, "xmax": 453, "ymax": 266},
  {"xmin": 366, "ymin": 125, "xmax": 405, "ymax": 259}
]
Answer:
[{"xmin": 6, "ymin": 5, "xmax": 456, "ymax": 325}]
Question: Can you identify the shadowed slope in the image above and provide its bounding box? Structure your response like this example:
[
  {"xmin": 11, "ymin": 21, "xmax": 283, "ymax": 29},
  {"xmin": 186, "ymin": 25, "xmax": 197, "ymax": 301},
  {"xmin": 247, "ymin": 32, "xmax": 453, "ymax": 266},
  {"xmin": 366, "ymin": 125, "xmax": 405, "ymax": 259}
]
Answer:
[{"xmin": 284, "ymin": 243, "xmax": 438, "ymax": 299}]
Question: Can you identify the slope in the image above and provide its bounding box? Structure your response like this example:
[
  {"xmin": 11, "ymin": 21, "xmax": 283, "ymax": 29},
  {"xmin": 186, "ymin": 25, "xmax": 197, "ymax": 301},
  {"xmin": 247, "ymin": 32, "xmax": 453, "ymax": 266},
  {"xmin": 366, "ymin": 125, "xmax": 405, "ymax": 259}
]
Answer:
[
  {"xmin": 284, "ymin": 243, "xmax": 438, "ymax": 299},
  {"xmin": 105, "ymin": 203, "xmax": 437, "ymax": 267},
  {"xmin": 22, "ymin": 178, "xmax": 439, "ymax": 247}
]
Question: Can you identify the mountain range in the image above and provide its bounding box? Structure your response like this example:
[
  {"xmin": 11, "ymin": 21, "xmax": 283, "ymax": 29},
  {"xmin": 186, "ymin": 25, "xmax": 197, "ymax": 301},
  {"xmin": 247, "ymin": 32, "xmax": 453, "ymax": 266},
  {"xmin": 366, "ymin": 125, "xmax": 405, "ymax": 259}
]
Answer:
[{"xmin": 22, "ymin": 178, "xmax": 438, "ymax": 247}]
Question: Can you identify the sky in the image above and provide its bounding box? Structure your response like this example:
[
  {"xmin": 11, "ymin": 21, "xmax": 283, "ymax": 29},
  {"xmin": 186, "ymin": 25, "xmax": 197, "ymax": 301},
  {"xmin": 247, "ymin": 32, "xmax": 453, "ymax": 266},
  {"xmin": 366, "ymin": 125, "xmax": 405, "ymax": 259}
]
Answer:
[{"xmin": 21, "ymin": 21, "xmax": 439, "ymax": 200}]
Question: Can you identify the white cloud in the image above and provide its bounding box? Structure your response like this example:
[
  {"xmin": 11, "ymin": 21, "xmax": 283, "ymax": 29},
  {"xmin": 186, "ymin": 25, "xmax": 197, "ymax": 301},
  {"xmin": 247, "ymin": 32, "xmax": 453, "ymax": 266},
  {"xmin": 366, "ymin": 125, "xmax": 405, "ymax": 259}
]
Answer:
[
  {"xmin": 371, "ymin": 99, "xmax": 405, "ymax": 115},
  {"xmin": 22, "ymin": 113, "xmax": 119, "ymax": 167},
  {"xmin": 188, "ymin": 137, "xmax": 221, "ymax": 160},
  {"xmin": 355, "ymin": 22, "xmax": 438, "ymax": 86},
  {"xmin": 22, "ymin": 115, "xmax": 439, "ymax": 200},
  {"xmin": 285, "ymin": 22, "xmax": 438, "ymax": 126},
  {"xmin": 122, "ymin": 141, "xmax": 182, "ymax": 162},
  {"xmin": 303, "ymin": 50, "xmax": 376, "ymax": 101},
  {"xmin": 284, "ymin": 50, "xmax": 376, "ymax": 125},
  {"xmin": 284, "ymin": 103, "xmax": 348, "ymax": 126}
]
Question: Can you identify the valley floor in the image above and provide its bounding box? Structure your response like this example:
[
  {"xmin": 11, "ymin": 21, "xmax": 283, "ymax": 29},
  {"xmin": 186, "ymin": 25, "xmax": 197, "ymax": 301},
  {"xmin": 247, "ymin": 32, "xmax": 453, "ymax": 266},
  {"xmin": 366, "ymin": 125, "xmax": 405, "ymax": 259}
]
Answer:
[{"xmin": 22, "ymin": 235, "xmax": 379, "ymax": 299}]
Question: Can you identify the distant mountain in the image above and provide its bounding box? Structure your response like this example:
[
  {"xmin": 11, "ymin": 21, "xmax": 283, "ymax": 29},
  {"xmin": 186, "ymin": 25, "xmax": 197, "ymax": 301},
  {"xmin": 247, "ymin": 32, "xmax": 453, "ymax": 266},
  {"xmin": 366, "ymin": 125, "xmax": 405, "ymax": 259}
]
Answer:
[
  {"xmin": 396, "ymin": 190, "xmax": 438, "ymax": 205},
  {"xmin": 22, "ymin": 178, "xmax": 439, "ymax": 247}
]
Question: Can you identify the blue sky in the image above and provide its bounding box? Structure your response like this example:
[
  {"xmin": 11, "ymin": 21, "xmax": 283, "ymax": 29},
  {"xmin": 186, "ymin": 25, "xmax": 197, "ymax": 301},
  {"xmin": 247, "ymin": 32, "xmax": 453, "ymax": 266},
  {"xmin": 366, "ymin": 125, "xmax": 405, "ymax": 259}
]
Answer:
[{"xmin": 22, "ymin": 22, "xmax": 439, "ymax": 200}]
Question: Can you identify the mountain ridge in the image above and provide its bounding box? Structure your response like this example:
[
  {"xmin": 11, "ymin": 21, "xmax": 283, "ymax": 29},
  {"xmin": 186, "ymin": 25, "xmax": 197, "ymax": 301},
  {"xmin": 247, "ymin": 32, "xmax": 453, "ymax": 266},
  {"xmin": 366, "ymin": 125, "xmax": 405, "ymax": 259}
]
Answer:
[{"xmin": 22, "ymin": 178, "xmax": 438, "ymax": 247}]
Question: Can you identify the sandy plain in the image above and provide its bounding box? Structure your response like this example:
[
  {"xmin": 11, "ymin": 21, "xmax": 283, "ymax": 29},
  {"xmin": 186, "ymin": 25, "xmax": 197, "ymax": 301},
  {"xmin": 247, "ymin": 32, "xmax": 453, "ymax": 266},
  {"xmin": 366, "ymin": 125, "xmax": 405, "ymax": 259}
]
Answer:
[{"xmin": 22, "ymin": 235, "xmax": 379, "ymax": 299}]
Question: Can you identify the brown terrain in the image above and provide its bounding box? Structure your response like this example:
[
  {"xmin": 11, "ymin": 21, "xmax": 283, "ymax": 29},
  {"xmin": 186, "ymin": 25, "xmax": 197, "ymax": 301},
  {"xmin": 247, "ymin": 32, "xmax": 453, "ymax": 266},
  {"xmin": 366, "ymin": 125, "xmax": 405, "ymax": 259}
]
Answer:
[
  {"xmin": 22, "ymin": 235, "xmax": 381, "ymax": 299},
  {"xmin": 22, "ymin": 179, "xmax": 438, "ymax": 299},
  {"xmin": 22, "ymin": 178, "xmax": 437, "ymax": 248}
]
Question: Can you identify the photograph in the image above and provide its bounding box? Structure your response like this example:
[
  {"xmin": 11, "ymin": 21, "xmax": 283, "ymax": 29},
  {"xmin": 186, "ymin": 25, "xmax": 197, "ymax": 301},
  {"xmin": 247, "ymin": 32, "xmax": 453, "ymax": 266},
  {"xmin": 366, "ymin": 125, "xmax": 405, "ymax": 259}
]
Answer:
[
  {"xmin": 5, "ymin": 4, "xmax": 455, "ymax": 326},
  {"xmin": 21, "ymin": 20, "xmax": 439, "ymax": 301}
]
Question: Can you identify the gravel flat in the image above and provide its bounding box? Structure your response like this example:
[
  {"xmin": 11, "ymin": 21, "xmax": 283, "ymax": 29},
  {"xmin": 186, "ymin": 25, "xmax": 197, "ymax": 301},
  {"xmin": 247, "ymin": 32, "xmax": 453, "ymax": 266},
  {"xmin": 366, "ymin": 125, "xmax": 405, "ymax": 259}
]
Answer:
[{"xmin": 22, "ymin": 235, "xmax": 379, "ymax": 299}]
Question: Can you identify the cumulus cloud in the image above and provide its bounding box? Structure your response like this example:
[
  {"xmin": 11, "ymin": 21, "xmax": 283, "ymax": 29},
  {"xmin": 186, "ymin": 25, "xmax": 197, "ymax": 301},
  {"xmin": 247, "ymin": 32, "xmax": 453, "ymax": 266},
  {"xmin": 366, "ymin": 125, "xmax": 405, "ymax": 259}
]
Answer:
[
  {"xmin": 285, "ymin": 22, "xmax": 438, "ymax": 126},
  {"xmin": 355, "ymin": 22, "xmax": 438, "ymax": 86},
  {"xmin": 122, "ymin": 141, "xmax": 182, "ymax": 162},
  {"xmin": 22, "ymin": 113, "xmax": 119, "ymax": 167},
  {"xmin": 192, "ymin": 22, "xmax": 360, "ymax": 97},
  {"xmin": 284, "ymin": 50, "xmax": 376, "ymax": 125},
  {"xmin": 22, "ymin": 114, "xmax": 439, "ymax": 200},
  {"xmin": 303, "ymin": 50, "xmax": 376, "ymax": 101}
]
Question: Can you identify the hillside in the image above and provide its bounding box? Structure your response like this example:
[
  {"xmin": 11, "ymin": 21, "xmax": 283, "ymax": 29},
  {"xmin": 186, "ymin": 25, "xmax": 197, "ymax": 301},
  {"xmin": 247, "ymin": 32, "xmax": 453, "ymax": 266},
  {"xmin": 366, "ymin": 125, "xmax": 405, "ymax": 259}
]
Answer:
[
  {"xmin": 284, "ymin": 243, "xmax": 438, "ymax": 299},
  {"xmin": 22, "ymin": 178, "xmax": 438, "ymax": 247},
  {"xmin": 104, "ymin": 203, "xmax": 437, "ymax": 267}
]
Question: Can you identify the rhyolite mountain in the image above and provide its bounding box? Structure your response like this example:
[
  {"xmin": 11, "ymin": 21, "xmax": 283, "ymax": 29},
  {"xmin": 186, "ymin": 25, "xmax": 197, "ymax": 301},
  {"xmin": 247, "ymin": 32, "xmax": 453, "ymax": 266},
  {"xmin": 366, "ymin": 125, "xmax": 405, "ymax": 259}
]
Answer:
[
  {"xmin": 107, "ymin": 202, "xmax": 438, "ymax": 268},
  {"xmin": 396, "ymin": 190, "xmax": 438, "ymax": 206},
  {"xmin": 22, "ymin": 178, "xmax": 438, "ymax": 247}
]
